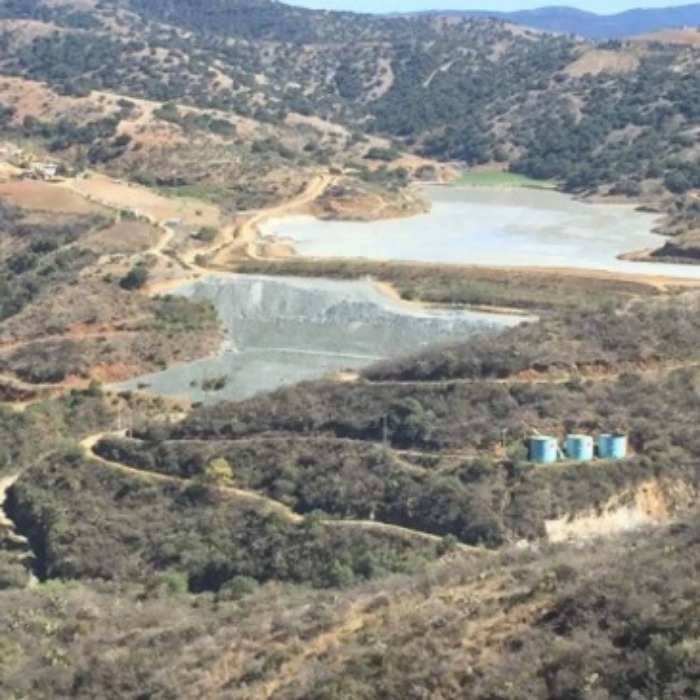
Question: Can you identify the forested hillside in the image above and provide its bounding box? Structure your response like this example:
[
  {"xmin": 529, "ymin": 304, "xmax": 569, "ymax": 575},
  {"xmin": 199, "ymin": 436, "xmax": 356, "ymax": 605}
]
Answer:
[{"xmin": 1, "ymin": 0, "xmax": 700, "ymax": 211}]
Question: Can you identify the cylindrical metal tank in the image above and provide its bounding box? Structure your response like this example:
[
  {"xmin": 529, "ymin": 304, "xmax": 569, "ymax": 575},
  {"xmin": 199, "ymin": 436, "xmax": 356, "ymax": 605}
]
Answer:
[
  {"xmin": 530, "ymin": 436, "xmax": 558, "ymax": 464},
  {"xmin": 599, "ymin": 434, "xmax": 627, "ymax": 459},
  {"xmin": 565, "ymin": 434, "xmax": 594, "ymax": 462}
]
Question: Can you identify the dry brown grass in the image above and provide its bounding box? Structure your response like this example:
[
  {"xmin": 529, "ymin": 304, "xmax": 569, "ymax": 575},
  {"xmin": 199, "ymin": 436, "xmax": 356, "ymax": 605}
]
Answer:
[
  {"xmin": 634, "ymin": 28, "xmax": 700, "ymax": 46},
  {"xmin": 0, "ymin": 75, "xmax": 103, "ymax": 123},
  {"xmin": 81, "ymin": 219, "xmax": 159, "ymax": 255},
  {"xmin": 227, "ymin": 256, "xmax": 669, "ymax": 313},
  {"xmin": 565, "ymin": 48, "xmax": 641, "ymax": 77},
  {"xmin": 64, "ymin": 174, "xmax": 222, "ymax": 228},
  {"xmin": 0, "ymin": 180, "xmax": 108, "ymax": 215}
]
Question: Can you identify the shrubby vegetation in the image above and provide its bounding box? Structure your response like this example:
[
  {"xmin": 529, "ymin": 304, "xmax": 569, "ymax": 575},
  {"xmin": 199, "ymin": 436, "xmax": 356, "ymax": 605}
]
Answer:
[
  {"xmin": 150, "ymin": 295, "xmax": 219, "ymax": 331},
  {"xmin": 232, "ymin": 257, "xmax": 659, "ymax": 312},
  {"xmin": 0, "ymin": 508, "xmax": 697, "ymax": 698},
  {"xmin": 291, "ymin": 518, "xmax": 700, "ymax": 700},
  {"xmin": 154, "ymin": 102, "xmax": 236, "ymax": 135},
  {"xmin": 18, "ymin": 113, "xmax": 123, "ymax": 162},
  {"xmin": 0, "ymin": 202, "xmax": 222, "ymax": 385},
  {"xmin": 0, "ymin": 203, "xmax": 104, "ymax": 323},
  {"xmin": 0, "ymin": 389, "xmax": 114, "ymax": 477},
  {"xmin": 94, "ymin": 429, "xmax": 698, "ymax": 546},
  {"xmin": 9, "ymin": 447, "xmax": 437, "ymax": 590},
  {"xmin": 366, "ymin": 297, "xmax": 700, "ymax": 382},
  {"xmin": 119, "ymin": 263, "xmax": 149, "ymax": 290}
]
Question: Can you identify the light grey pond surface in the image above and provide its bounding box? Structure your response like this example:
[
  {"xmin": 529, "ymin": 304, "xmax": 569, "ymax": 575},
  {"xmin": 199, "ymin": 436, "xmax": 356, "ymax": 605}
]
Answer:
[
  {"xmin": 262, "ymin": 187, "xmax": 700, "ymax": 280},
  {"xmin": 112, "ymin": 275, "xmax": 529, "ymax": 404}
]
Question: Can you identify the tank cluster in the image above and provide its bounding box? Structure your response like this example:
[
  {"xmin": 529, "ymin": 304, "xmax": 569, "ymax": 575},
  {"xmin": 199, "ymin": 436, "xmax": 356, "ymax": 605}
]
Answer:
[{"xmin": 529, "ymin": 434, "xmax": 627, "ymax": 464}]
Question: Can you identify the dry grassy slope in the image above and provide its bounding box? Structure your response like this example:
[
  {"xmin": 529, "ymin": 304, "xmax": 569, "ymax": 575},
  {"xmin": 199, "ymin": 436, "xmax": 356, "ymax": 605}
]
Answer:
[
  {"xmin": 0, "ymin": 9, "xmax": 695, "ymax": 130},
  {"xmin": 633, "ymin": 28, "xmax": 700, "ymax": 46},
  {"xmin": 0, "ymin": 175, "xmax": 223, "ymax": 391},
  {"xmin": 564, "ymin": 47, "xmax": 642, "ymax": 77},
  {"xmin": 1, "ymin": 512, "xmax": 697, "ymax": 699},
  {"xmin": 0, "ymin": 2, "xmax": 387, "ymax": 200},
  {"xmin": 0, "ymin": 73, "xmax": 361, "ymax": 203},
  {"xmin": 236, "ymin": 519, "xmax": 699, "ymax": 700},
  {"xmin": 0, "ymin": 12, "xmax": 579, "ymax": 120}
]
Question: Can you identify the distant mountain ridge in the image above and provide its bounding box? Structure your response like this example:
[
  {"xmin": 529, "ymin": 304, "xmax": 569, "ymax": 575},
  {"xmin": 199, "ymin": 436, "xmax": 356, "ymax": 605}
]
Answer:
[{"xmin": 394, "ymin": 4, "xmax": 700, "ymax": 39}]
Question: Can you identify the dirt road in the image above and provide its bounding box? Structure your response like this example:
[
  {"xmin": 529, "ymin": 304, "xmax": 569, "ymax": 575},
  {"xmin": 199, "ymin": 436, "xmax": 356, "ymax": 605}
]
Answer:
[
  {"xmin": 146, "ymin": 173, "xmax": 334, "ymax": 293},
  {"xmin": 80, "ymin": 432, "xmax": 304, "ymax": 522},
  {"xmin": 215, "ymin": 172, "xmax": 335, "ymax": 263},
  {"xmin": 79, "ymin": 431, "xmax": 490, "ymax": 553}
]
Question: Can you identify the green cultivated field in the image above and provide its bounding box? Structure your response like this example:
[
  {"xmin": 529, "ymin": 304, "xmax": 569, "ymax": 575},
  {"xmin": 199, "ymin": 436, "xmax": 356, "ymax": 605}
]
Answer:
[{"xmin": 455, "ymin": 171, "xmax": 557, "ymax": 189}]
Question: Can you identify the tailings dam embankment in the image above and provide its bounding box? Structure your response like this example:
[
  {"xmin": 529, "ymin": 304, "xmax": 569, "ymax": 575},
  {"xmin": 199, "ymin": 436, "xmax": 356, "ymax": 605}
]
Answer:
[{"xmin": 113, "ymin": 275, "xmax": 530, "ymax": 404}]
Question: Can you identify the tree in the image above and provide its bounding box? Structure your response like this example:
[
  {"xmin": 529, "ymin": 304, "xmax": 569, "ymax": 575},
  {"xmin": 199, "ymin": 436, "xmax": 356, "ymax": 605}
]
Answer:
[
  {"xmin": 195, "ymin": 226, "xmax": 218, "ymax": 242},
  {"xmin": 119, "ymin": 263, "xmax": 149, "ymax": 290},
  {"xmin": 202, "ymin": 457, "xmax": 234, "ymax": 486},
  {"xmin": 218, "ymin": 575, "xmax": 258, "ymax": 601}
]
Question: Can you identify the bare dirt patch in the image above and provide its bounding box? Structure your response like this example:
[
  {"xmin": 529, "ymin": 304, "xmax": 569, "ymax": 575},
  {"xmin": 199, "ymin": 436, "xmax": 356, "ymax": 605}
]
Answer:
[
  {"xmin": 63, "ymin": 174, "xmax": 222, "ymax": 228},
  {"xmin": 82, "ymin": 220, "xmax": 159, "ymax": 255},
  {"xmin": 545, "ymin": 478, "xmax": 698, "ymax": 543},
  {"xmin": 368, "ymin": 56, "xmax": 395, "ymax": 99},
  {"xmin": 0, "ymin": 180, "xmax": 108, "ymax": 216},
  {"xmin": 258, "ymin": 240, "xmax": 297, "ymax": 258},
  {"xmin": 566, "ymin": 49, "xmax": 640, "ymax": 77},
  {"xmin": 89, "ymin": 362, "xmax": 144, "ymax": 383}
]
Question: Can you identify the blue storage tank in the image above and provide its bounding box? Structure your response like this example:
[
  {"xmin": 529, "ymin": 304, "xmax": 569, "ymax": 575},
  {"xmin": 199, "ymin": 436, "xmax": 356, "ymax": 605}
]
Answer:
[
  {"xmin": 599, "ymin": 434, "xmax": 627, "ymax": 459},
  {"xmin": 565, "ymin": 434, "xmax": 594, "ymax": 462},
  {"xmin": 530, "ymin": 436, "xmax": 558, "ymax": 464}
]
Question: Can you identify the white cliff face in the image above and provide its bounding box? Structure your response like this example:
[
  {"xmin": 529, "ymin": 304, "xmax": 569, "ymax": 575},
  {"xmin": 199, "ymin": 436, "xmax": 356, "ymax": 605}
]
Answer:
[
  {"xmin": 0, "ymin": 474, "xmax": 36, "ymax": 587},
  {"xmin": 113, "ymin": 275, "xmax": 530, "ymax": 404}
]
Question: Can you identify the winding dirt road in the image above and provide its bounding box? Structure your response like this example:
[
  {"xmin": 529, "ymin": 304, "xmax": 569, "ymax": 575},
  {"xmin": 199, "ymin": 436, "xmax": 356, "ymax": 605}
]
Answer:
[
  {"xmin": 146, "ymin": 173, "xmax": 335, "ymax": 295},
  {"xmin": 230, "ymin": 173, "xmax": 334, "ymax": 263},
  {"xmin": 79, "ymin": 431, "xmax": 487, "ymax": 554},
  {"xmin": 80, "ymin": 432, "xmax": 303, "ymax": 521}
]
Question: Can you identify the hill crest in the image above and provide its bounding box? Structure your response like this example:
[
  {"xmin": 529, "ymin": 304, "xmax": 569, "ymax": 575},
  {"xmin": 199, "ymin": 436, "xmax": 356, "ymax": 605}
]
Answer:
[{"xmin": 391, "ymin": 3, "xmax": 700, "ymax": 38}]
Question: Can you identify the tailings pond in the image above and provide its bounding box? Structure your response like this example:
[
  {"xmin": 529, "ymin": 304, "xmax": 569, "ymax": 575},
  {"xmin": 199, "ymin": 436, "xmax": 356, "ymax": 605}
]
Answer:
[
  {"xmin": 113, "ymin": 276, "xmax": 529, "ymax": 404},
  {"xmin": 262, "ymin": 186, "xmax": 700, "ymax": 280}
]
